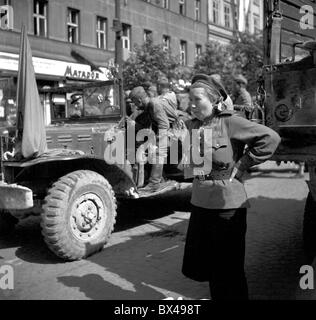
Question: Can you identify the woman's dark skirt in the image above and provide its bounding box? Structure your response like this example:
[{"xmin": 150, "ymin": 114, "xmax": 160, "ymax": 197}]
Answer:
[{"xmin": 182, "ymin": 205, "xmax": 248, "ymax": 300}]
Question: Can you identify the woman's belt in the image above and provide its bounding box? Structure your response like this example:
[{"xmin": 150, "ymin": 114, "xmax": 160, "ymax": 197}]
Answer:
[{"xmin": 195, "ymin": 170, "xmax": 231, "ymax": 181}]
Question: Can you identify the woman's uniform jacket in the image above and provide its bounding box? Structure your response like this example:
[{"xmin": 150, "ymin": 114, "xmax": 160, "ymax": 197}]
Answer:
[{"xmin": 184, "ymin": 110, "xmax": 281, "ymax": 210}]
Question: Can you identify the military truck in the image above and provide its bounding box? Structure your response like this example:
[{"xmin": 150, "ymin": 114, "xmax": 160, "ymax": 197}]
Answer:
[
  {"xmin": 0, "ymin": 77, "xmax": 185, "ymax": 261},
  {"xmin": 262, "ymin": 0, "xmax": 316, "ymax": 255}
]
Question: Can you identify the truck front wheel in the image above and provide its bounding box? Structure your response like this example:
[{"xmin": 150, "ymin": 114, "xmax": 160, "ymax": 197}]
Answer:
[{"xmin": 41, "ymin": 170, "xmax": 117, "ymax": 261}]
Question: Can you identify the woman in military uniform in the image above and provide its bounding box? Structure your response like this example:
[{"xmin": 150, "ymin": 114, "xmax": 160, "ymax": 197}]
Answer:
[{"xmin": 182, "ymin": 74, "xmax": 281, "ymax": 300}]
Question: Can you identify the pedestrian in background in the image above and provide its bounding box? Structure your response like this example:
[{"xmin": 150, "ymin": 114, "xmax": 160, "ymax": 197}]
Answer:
[
  {"xmin": 157, "ymin": 78, "xmax": 178, "ymax": 110},
  {"xmin": 209, "ymin": 74, "xmax": 234, "ymax": 111},
  {"xmin": 181, "ymin": 74, "xmax": 281, "ymax": 300},
  {"xmin": 232, "ymin": 74, "xmax": 254, "ymax": 119},
  {"xmin": 147, "ymin": 85, "xmax": 158, "ymax": 98}
]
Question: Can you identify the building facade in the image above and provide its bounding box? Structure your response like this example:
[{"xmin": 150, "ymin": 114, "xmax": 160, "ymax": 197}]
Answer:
[
  {"xmin": 208, "ymin": 0, "xmax": 263, "ymax": 44},
  {"xmin": 0, "ymin": 0, "xmax": 208, "ymax": 121},
  {"xmin": 0, "ymin": 0, "xmax": 209, "ymax": 123},
  {"xmin": 0, "ymin": 0, "xmax": 208, "ymax": 77},
  {"xmin": 120, "ymin": 0, "xmax": 208, "ymax": 66},
  {"xmin": 0, "ymin": 0, "xmax": 264, "ymax": 125}
]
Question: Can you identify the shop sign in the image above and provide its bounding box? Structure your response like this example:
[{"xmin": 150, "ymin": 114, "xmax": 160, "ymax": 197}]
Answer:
[
  {"xmin": 64, "ymin": 66, "xmax": 101, "ymax": 81},
  {"xmin": 0, "ymin": 52, "xmax": 110, "ymax": 81}
]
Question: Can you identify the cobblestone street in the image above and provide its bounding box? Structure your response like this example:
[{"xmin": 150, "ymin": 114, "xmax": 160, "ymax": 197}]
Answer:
[{"xmin": 0, "ymin": 162, "xmax": 315, "ymax": 300}]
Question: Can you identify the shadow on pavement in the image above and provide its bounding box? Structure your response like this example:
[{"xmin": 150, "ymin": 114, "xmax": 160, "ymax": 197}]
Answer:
[
  {"xmin": 1, "ymin": 190, "xmax": 192, "ymax": 265},
  {"xmin": 57, "ymin": 196, "xmax": 312, "ymax": 300},
  {"xmin": 246, "ymin": 196, "xmax": 312, "ymax": 299},
  {"xmin": 115, "ymin": 188, "xmax": 191, "ymax": 231},
  {"xmin": 0, "ymin": 216, "xmax": 62, "ymax": 264},
  {"xmin": 58, "ymin": 217, "xmax": 207, "ymax": 300}
]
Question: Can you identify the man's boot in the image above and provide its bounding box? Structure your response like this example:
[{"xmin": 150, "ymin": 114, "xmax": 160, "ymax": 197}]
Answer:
[{"xmin": 138, "ymin": 164, "xmax": 176, "ymax": 195}]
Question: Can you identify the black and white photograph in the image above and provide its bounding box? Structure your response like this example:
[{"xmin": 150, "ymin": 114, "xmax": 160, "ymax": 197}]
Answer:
[{"xmin": 0, "ymin": 0, "xmax": 316, "ymax": 306}]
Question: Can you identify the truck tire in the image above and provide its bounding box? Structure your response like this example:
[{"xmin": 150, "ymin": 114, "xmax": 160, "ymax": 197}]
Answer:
[
  {"xmin": 41, "ymin": 170, "xmax": 117, "ymax": 261},
  {"xmin": 0, "ymin": 210, "xmax": 18, "ymax": 236},
  {"xmin": 303, "ymin": 192, "xmax": 316, "ymax": 259}
]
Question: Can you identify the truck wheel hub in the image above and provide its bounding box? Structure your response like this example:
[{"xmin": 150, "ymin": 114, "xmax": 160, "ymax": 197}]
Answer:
[{"xmin": 70, "ymin": 193, "xmax": 106, "ymax": 241}]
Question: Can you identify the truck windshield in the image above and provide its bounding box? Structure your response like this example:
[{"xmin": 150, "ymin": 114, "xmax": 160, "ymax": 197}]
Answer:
[{"xmin": 45, "ymin": 81, "xmax": 121, "ymax": 123}]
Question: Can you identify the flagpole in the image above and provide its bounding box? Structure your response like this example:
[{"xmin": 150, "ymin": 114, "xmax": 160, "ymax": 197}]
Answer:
[
  {"xmin": 114, "ymin": 0, "xmax": 126, "ymax": 119},
  {"xmin": 15, "ymin": 25, "xmax": 26, "ymax": 144}
]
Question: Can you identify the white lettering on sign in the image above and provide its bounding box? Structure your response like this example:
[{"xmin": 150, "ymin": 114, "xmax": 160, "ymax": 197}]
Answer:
[
  {"xmin": 0, "ymin": 52, "xmax": 110, "ymax": 81},
  {"xmin": 64, "ymin": 66, "xmax": 100, "ymax": 80}
]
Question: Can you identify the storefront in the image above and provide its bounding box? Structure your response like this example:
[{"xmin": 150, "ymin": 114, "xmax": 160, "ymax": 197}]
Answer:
[{"xmin": 0, "ymin": 51, "xmax": 112, "ymax": 126}]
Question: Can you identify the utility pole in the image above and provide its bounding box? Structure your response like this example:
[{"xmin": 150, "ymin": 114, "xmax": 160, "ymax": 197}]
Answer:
[{"xmin": 113, "ymin": 0, "xmax": 126, "ymax": 118}]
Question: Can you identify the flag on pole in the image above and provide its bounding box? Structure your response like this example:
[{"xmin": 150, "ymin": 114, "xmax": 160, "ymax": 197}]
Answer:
[{"xmin": 15, "ymin": 25, "xmax": 47, "ymax": 159}]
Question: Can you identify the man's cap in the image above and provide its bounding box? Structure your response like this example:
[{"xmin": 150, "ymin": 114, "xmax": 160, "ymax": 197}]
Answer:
[
  {"xmin": 191, "ymin": 73, "xmax": 228, "ymax": 101},
  {"xmin": 143, "ymin": 81, "xmax": 152, "ymax": 90},
  {"xmin": 129, "ymin": 86, "xmax": 147, "ymax": 101},
  {"xmin": 157, "ymin": 77, "xmax": 170, "ymax": 89},
  {"xmin": 70, "ymin": 93, "xmax": 82, "ymax": 104},
  {"xmin": 148, "ymin": 85, "xmax": 157, "ymax": 92},
  {"xmin": 234, "ymin": 74, "xmax": 248, "ymax": 86}
]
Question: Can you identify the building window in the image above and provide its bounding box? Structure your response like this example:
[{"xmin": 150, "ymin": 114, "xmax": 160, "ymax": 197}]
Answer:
[
  {"xmin": 144, "ymin": 29, "xmax": 152, "ymax": 42},
  {"xmin": 180, "ymin": 40, "xmax": 187, "ymax": 66},
  {"xmin": 224, "ymin": 3, "xmax": 231, "ymax": 28},
  {"xmin": 67, "ymin": 8, "xmax": 79, "ymax": 44},
  {"xmin": 212, "ymin": 0, "xmax": 219, "ymax": 25},
  {"xmin": 33, "ymin": 0, "xmax": 48, "ymax": 37},
  {"xmin": 253, "ymin": 14, "xmax": 260, "ymax": 33},
  {"xmin": 96, "ymin": 16, "xmax": 107, "ymax": 49},
  {"xmin": 179, "ymin": 0, "xmax": 186, "ymax": 16},
  {"xmin": 162, "ymin": 35, "xmax": 170, "ymax": 51},
  {"xmin": 195, "ymin": 44, "xmax": 202, "ymax": 59},
  {"xmin": 195, "ymin": 0, "xmax": 201, "ymax": 21},
  {"xmin": 122, "ymin": 23, "xmax": 131, "ymax": 51},
  {"xmin": 163, "ymin": 0, "xmax": 169, "ymax": 9}
]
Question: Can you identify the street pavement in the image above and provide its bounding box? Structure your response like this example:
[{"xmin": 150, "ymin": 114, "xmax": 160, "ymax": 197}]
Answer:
[{"xmin": 0, "ymin": 161, "xmax": 315, "ymax": 300}]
